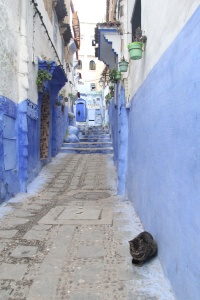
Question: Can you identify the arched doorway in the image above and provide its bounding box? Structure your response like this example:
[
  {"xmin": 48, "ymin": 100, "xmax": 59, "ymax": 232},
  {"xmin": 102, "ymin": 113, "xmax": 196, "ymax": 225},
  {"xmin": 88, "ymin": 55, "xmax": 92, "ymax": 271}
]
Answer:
[{"xmin": 40, "ymin": 93, "xmax": 50, "ymax": 160}]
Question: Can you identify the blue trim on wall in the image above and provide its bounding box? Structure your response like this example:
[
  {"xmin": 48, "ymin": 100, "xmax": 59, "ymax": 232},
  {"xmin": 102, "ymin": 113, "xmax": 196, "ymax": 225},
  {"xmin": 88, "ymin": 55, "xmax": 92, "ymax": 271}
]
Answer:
[
  {"xmin": 98, "ymin": 28, "xmax": 119, "ymax": 67},
  {"xmin": 0, "ymin": 96, "xmax": 20, "ymax": 202},
  {"xmin": 103, "ymin": 36, "xmax": 118, "ymax": 57},
  {"xmin": 126, "ymin": 6, "xmax": 200, "ymax": 300}
]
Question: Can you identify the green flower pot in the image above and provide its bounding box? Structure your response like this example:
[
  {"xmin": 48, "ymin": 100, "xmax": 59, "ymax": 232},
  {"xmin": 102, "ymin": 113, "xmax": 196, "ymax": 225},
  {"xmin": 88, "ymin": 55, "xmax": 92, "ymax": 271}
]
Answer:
[
  {"xmin": 115, "ymin": 71, "xmax": 121, "ymax": 80},
  {"xmin": 127, "ymin": 42, "xmax": 143, "ymax": 60},
  {"xmin": 119, "ymin": 61, "xmax": 129, "ymax": 72}
]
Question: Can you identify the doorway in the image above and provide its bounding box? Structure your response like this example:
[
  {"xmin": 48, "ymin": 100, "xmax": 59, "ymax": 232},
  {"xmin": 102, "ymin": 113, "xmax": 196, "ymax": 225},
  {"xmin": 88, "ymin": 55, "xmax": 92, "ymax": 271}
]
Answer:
[{"xmin": 40, "ymin": 93, "xmax": 50, "ymax": 160}]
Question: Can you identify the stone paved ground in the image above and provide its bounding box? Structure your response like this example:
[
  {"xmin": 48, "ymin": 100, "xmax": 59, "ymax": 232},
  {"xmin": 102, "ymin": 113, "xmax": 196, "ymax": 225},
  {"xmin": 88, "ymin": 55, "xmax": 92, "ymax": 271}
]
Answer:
[{"xmin": 0, "ymin": 153, "xmax": 175, "ymax": 300}]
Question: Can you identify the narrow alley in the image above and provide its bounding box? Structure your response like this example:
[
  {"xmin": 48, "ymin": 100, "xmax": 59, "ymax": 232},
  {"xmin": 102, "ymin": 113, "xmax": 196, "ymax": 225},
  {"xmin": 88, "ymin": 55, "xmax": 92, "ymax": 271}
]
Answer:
[
  {"xmin": 1, "ymin": 0, "xmax": 200, "ymax": 299},
  {"xmin": 0, "ymin": 148, "xmax": 174, "ymax": 299}
]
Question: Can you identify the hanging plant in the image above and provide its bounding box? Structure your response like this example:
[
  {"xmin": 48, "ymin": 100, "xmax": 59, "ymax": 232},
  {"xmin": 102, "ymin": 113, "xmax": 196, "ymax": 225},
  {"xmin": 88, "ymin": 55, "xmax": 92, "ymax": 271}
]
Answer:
[
  {"xmin": 108, "ymin": 69, "xmax": 118, "ymax": 84},
  {"xmin": 127, "ymin": 27, "xmax": 147, "ymax": 60},
  {"xmin": 105, "ymin": 93, "xmax": 112, "ymax": 103},
  {"xmin": 115, "ymin": 71, "xmax": 121, "ymax": 80},
  {"xmin": 36, "ymin": 69, "xmax": 52, "ymax": 92},
  {"xmin": 119, "ymin": 56, "xmax": 129, "ymax": 72},
  {"xmin": 54, "ymin": 101, "xmax": 62, "ymax": 107},
  {"xmin": 59, "ymin": 88, "xmax": 66, "ymax": 97},
  {"xmin": 109, "ymin": 85, "xmax": 114, "ymax": 97}
]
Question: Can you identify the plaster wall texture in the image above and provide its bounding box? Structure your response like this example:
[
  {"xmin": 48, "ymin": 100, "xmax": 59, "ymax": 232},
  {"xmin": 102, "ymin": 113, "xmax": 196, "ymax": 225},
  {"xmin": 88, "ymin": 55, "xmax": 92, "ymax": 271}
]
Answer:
[
  {"xmin": 126, "ymin": 0, "xmax": 199, "ymax": 98},
  {"xmin": 126, "ymin": 7, "xmax": 200, "ymax": 300},
  {"xmin": 0, "ymin": 0, "xmax": 66, "ymax": 104},
  {"xmin": 0, "ymin": 0, "xmax": 20, "ymax": 102},
  {"xmin": 24, "ymin": 0, "xmax": 66, "ymax": 105}
]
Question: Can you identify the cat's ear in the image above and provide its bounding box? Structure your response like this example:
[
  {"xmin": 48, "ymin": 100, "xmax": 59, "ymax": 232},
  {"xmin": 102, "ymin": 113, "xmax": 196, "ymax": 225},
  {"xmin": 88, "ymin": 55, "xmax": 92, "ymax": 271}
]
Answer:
[{"xmin": 128, "ymin": 240, "xmax": 131, "ymax": 244}]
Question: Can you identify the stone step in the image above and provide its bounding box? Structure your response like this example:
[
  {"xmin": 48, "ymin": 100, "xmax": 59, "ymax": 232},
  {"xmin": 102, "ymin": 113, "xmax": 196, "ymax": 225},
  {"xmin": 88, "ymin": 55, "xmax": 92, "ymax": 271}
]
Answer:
[
  {"xmin": 79, "ymin": 138, "xmax": 111, "ymax": 142},
  {"xmin": 60, "ymin": 147, "xmax": 113, "ymax": 154},
  {"xmin": 62, "ymin": 142, "xmax": 112, "ymax": 148},
  {"xmin": 79, "ymin": 134, "xmax": 110, "ymax": 138}
]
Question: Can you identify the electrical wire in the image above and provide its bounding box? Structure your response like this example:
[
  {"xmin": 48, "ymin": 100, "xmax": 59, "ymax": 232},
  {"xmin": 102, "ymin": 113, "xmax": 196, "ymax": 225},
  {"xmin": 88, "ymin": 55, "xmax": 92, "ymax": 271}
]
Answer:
[{"xmin": 30, "ymin": 0, "xmax": 65, "ymax": 72}]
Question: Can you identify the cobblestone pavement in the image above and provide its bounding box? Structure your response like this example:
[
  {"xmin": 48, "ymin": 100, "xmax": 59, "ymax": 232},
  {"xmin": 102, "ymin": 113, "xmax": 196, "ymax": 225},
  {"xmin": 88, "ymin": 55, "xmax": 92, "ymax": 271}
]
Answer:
[{"xmin": 0, "ymin": 153, "xmax": 175, "ymax": 300}]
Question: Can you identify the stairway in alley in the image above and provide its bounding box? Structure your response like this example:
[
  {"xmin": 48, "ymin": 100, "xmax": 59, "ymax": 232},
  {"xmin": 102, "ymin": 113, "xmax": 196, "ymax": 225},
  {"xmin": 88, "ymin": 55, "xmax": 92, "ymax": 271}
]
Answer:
[{"xmin": 60, "ymin": 125, "xmax": 113, "ymax": 154}]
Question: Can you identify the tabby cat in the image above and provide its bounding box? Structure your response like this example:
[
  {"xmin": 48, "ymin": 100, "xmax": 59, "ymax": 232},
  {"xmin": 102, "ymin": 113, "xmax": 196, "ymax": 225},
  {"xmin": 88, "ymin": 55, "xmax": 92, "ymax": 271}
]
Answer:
[{"xmin": 129, "ymin": 231, "xmax": 157, "ymax": 266}]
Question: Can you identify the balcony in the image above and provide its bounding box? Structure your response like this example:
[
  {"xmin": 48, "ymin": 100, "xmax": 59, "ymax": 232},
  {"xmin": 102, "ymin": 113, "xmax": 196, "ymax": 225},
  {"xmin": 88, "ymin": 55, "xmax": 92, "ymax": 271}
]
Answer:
[{"xmin": 94, "ymin": 21, "xmax": 121, "ymax": 69}]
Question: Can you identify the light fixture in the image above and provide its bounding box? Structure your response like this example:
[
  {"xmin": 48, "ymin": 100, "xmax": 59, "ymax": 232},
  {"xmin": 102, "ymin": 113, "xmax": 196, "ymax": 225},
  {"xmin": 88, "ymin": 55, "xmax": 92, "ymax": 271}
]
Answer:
[{"xmin": 98, "ymin": 77, "xmax": 104, "ymax": 87}]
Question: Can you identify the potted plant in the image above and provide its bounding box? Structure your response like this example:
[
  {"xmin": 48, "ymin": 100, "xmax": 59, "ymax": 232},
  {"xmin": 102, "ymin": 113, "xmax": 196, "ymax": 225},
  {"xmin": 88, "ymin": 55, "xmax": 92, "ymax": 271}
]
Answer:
[
  {"xmin": 68, "ymin": 93, "xmax": 76, "ymax": 99},
  {"xmin": 105, "ymin": 93, "xmax": 112, "ymax": 101},
  {"xmin": 109, "ymin": 69, "xmax": 121, "ymax": 83},
  {"xmin": 36, "ymin": 69, "xmax": 52, "ymax": 93},
  {"xmin": 127, "ymin": 27, "xmax": 147, "ymax": 60},
  {"xmin": 115, "ymin": 70, "xmax": 121, "ymax": 80},
  {"xmin": 58, "ymin": 88, "xmax": 66, "ymax": 100},
  {"xmin": 105, "ymin": 93, "xmax": 112, "ymax": 107},
  {"xmin": 119, "ymin": 56, "xmax": 129, "ymax": 72},
  {"xmin": 109, "ymin": 85, "xmax": 114, "ymax": 97},
  {"xmin": 54, "ymin": 101, "xmax": 62, "ymax": 107}
]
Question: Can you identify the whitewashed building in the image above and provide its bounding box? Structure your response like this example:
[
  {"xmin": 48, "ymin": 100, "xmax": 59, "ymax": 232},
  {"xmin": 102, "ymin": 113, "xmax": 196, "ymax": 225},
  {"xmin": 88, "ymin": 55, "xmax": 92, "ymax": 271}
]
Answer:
[
  {"xmin": 96, "ymin": 1, "xmax": 200, "ymax": 299},
  {"xmin": 0, "ymin": 0, "xmax": 80, "ymax": 201}
]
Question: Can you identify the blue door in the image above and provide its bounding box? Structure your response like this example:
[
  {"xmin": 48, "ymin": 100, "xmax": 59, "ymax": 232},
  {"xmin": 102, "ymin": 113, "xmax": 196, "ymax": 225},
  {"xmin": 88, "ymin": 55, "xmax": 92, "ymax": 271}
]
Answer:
[{"xmin": 76, "ymin": 102, "xmax": 87, "ymax": 122}]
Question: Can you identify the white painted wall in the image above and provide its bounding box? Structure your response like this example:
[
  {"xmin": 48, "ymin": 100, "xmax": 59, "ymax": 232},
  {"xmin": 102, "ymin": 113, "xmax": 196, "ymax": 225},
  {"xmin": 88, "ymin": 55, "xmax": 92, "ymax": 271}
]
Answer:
[
  {"xmin": 0, "ymin": 0, "xmax": 69, "ymax": 104},
  {"xmin": 77, "ymin": 22, "xmax": 105, "ymax": 94},
  {"xmin": 0, "ymin": 0, "xmax": 20, "ymax": 102},
  {"xmin": 123, "ymin": 0, "xmax": 199, "ymax": 98},
  {"xmin": 25, "ymin": 0, "xmax": 67, "ymax": 105}
]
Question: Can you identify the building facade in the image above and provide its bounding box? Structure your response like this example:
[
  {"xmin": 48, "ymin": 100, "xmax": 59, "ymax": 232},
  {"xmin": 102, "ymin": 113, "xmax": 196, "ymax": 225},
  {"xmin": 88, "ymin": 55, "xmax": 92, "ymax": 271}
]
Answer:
[
  {"xmin": 76, "ymin": 21, "xmax": 105, "ymax": 94},
  {"xmin": 0, "ymin": 0, "xmax": 80, "ymax": 202},
  {"xmin": 96, "ymin": 1, "xmax": 200, "ymax": 299}
]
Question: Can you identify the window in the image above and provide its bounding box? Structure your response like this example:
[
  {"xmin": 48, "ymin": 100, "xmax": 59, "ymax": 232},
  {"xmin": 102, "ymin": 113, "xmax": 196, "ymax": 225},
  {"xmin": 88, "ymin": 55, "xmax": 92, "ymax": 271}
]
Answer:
[
  {"xmin": 90, "ymin": 83, "xmax": 96, "ymax": 91},
  {"xmin": 77, "ymin": 60, "xmax": 82, "ymax": 70},
  {"xmin": 89, "ymin": 60, "xmax": 96, "ymax": 70},
  {"xmin": 131, "ymin": 0, "xmax": 141, "ymax": 42}
]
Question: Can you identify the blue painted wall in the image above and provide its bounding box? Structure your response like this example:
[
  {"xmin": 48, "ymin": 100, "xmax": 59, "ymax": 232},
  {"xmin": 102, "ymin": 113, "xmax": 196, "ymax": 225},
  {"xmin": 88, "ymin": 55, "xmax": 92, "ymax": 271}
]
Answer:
[
  {"xmin": 118, "ymin": 86, "xmax": 128, "ymax": 195},
  {"xmin": 0, "ymin": 96, "xmax": 20, "ymax": 202},
  {"xmin": 0, "ymin": 62, "xmax": 69, "ymax": 201},
  {"xmin": 126, "ymin": 7, "xmax": 200, "ymax": 300},
  {"xmin": 52, "ymin": 101, "xmax": 69, "ymax": 157},
  {"xmin": 108, "ymin": 87, "xmax": 119, "ymax": 166},
  {"xmin": 26, "ymin": 100, "xmax": 40, "ymax": 184}
]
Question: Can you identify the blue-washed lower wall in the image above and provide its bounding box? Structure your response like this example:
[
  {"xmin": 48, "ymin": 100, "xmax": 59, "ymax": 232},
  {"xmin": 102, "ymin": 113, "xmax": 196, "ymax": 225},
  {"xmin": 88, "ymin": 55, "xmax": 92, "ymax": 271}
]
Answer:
[
  {"xmin": 108, "ymin": 92, "xmax": 119, "ymax": 166},
  {"xmin": 0, "ymin": 93, "xmax": 69, "ymax": 201},
  {"xmin": 118, "ymin": 86, "xmax": 128, "ymax": 195},
  {"xmin": 126, "ymin": 7, "xmax": 200, "ymax": 300},
  {"xmin": 52, "ymin": 103, "xmax": 69, "ymax": 157},
  {"xmin": 26, "ymin": 100, "xmax": 40, "ymax": 183},
  {"xmin": 109, "ymin": 85, "xmax": 128, "ymax": 193},
  {"xmin": 0, "ymin": 96, "xmax": 20, "ymax": 202}
]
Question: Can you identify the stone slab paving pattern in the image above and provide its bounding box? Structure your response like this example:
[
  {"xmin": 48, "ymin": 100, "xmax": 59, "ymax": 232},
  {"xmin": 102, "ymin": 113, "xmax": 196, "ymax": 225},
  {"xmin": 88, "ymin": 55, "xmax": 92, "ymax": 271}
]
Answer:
[{"xmin": 0, "ymin": 153, "xmax": 175, "ymax": 300}]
